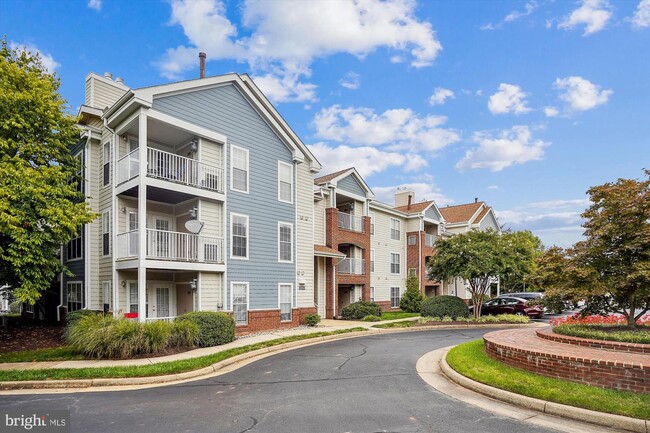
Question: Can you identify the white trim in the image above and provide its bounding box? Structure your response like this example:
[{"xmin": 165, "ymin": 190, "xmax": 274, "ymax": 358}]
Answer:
[
  {"xmin": 230, "ymin": 144, "xmax": 249, "ymax": 194},
  {"xmin": 277, "ymin": 160, "xmax": 293, "ymax": 204},
  {"xmin": 101, "ymin": 210, "xmax": 111, "ymax": 257},
  {"xmin": 277, "ymin": 221, "xmax": 293, "ymax": 263},
  {"xmin": 145, "ymin": 109, "xmax": 227, "ymax": 144},
  {"xmin": 278, "ymin": 283, "xmax": 293, "ymax": 322},
  {"xmin": 390, "ymin": 251, "xmax": 401, "ymax": 275},
  {"xmin": 370, "ymin": 286, "xmax": 375, "ymax": 303},
  {"xmin": 230, "ymin": 281, "xmax": 249, "ymax": 325},
  {"xmin": 390, "ymin": 286, "xmax": 401, "ymax": 309},
  {"xmin": 102, "ymin": 140, "xmax": 111, "ymax": 188},
  {"xmin": 230, "ymin": 213, "xmax": 249, "ymax": 260},
  {"xmin": 390, "ymin": 218, "xmax": 401, "ymax": 241}
]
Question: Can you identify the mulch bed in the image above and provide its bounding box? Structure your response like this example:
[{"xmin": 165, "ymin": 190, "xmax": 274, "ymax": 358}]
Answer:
[
  {"xmin": 0, "ymin": 322, "xmax": 65, "ymax": 353},
  {"xmin": 411, "ymin": 320, "xmax": 526, "ymax": 327}
]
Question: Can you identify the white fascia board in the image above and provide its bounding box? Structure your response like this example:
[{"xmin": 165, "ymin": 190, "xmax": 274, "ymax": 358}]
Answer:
[
  {"xmin": 334, "ymin": 189, "xmax": 367, "ymax": 203},
  {"xmin": 467, "ymin": 204, "xmax": 486, "ymax": 225},
  {"xmin": 105, "ymin": 95, "xmax": 151, "ymax": 128},
  {"xmin": 146, "ymin": 109, "xmax": 228, "ymax": 144},
  {"xmin": 369, "ymin": 201, "xmax": 408, "ymax": 218},
  {"xmin": 328, "ymin": 168, "xmax": 374, "ymax": 198},
  {"xmin": 77, "ymin": 105, "xmax": 104, "ymax": 118}
]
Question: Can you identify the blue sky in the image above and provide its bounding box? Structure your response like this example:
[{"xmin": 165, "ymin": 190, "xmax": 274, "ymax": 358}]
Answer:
[{"xmin": 2, "ymin": 0, "xmax": 649, "ymax": 247}]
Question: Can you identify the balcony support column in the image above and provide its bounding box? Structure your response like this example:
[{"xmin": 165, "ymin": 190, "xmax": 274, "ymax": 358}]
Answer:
[{"xmin": 137, "ymin": 112, "xmax": 148, "ymax": 323}]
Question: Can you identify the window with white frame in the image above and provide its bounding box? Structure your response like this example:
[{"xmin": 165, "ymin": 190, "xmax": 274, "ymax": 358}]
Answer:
[
  {"xmin": 127, "ymin": 282, "xmax": 138, "ymax": 314},
  {"xmin": 390, "ymin": 287, "xmax": 400, "ymax": 308},
  {"xmin": 67, "ymin": 281, "xmax": 83, "ymax": 312},
  {"xmin": 102, "ymin": 281, "xmax": 112, "ymax": 311},
  {"xmin": 102, "ymin": 211, "xmax": 110, "ymax": 256},
  {"xmin": 278, "ymin": 222, "xmax": 293, "ymax": 262},
  {"xmin": 279, "ymin": 284, "xmax": 293, "ymax": 321},
  {"xmin": 231, "ymin": 214, "xmax": 249, "ymax": 259},
  {"xmin": 390, "ymin": 219, "xmax": 401, "ymax": 240},
  {"xmin": 231, "ymin": 145, "xmax": 249, "ymax": 193},
  {"xmin": 370, "ymin": 249, "xmax": 375, "ymax": 272},
  {"xmin": 278, "ymin": 161, "xmax": 293, "ymax": 203},
  {"xmin": 67, "ymin": 234, "xmax": 82, "ymax": 261},
  {"xmin": 102, "ymin": 142, "xmax": 110, "ymax": 186},
  {"xmin": 370, "ymin": 286, "xmax": 375, "ymax": 303},
  {"xmin": 370, "ymin": 212, "xmax": 375, "ymax": 235},
  {"xmin": 390, "ymin": 253, "xmax": 400, "ymax": 274},
  {"xmin": 232, "ymin": 283, "xmax": 248, "ymax": 325},
  {"xmin": 408, "ymin": 235, "xmax": 417, "ymax": 245},
  {"xmin": 24, "ymin": 303, "xmax": 34, "ymax": 314}
]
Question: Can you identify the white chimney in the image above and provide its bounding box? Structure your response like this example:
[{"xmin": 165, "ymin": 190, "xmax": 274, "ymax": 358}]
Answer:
[{"xmin": 394, "ymin": 190, "xmax": 415, "ymax": 207}]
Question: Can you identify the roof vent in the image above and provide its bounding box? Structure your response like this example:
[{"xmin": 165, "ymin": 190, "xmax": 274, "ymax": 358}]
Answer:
[
  {"xmin": 115, "ymin": 77, "xmax": 124, "ymax": 84},
  {"xmin": 199, "ymin": 52, "xmax": 206, "ymax": 79},
  {"xmin": 103, "ymin": 72, "xmax": 113, "ymax": 80},
  {"xmin": 474, "ymin": 197, "xmax": 478, "ymax": 203}
]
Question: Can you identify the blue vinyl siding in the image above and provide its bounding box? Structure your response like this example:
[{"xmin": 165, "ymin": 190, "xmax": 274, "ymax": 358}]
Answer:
[
  {"xmin": 425, "ymin": 205, "xmax": 442, "ymax": 221},
  {"xmin": 153, "ymin": 83, "xmax": 295, "ymax": 310},
  {"xmin": 337, "ymin": 174, "xmax": 365, "ymax": 197}
]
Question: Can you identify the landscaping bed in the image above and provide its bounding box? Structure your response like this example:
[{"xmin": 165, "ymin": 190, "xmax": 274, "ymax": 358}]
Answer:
[
  {"xmin": 0, "ymin": 322, "xmax": 65, "ymax": 353},
  {"xmin": 374, "ymin": 314, "xmax": 530, "ymax": 329},
  {"xmin": 447, "ymin": 339, "xmax": 650, "ymax": 420},
  {"xmin": 550, "ymin": 314, "xmax": 650, "ymax": 344}
]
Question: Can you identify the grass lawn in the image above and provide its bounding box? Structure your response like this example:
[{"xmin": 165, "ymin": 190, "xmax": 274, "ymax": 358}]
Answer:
[
  {"xmin": 446, "ymin": 339, "xmax": 650, "ymax": 420},
  {"xmin": 373, "ymin": 320, "xmax": 415, "ymax": 329},
  {"xmin": 0, "ymin": 346, "xmax": 83, "ymax": 363},
  {"xmin": 379, "ymin": 312, "xmax": 420, "ymax": 320},
  {"xmin": 0, "ymin": 327, "xmax": 367, "ymax": 382}
]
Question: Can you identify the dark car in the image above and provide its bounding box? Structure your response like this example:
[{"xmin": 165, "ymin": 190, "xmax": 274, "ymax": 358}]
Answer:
[
  {"xmin": 498, "ymin": 292, "xmax": 543, "ymax": 301},
  {"xmin": 475, "ymin": 296, "xmax": 544, "ymax": 318}
]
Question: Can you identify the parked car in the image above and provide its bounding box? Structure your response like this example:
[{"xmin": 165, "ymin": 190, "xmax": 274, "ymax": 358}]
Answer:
[
  {"xmin": 498, "ymin": 292, "xmax": 543, "ymax": 302},
  {"xmin": 472, "ymin": 296, "xmax": 544, "ymax": 318}
]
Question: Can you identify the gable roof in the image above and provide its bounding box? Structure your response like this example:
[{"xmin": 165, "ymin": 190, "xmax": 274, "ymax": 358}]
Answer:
[
  {"xmin": 313, "ymin": 167, "xmax": 374, "ymax": 198},
  {"xmin": 103, "ymin": 72, "xmax": 321, "ymax": 171},
  {"xmin": 393, "ymin": 200, "xmax": 434, "ymax": 214},
  {"xmin": 474, "ymin": 206, "xmax": 491, "ymax": 223},
  {"xmin": 314, "ymin": 168, "xmax": 352, "ymax": 185},
  {"xmin": 439, "ymin": 202, "xmax": 484, "ymax": 224}
]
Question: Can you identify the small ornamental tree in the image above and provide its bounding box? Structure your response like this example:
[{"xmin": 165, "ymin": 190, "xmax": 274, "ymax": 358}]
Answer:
[
  {"xmin": 0, "ymin": 39, "xmax": 94, "ymax": 304},
  {"xmin": 400, "ymin": 274, "xmax": 424, "ymax": 313},
  {"xmin": 427, "ymin": 229, "xmax": 524, "ymax": 318}
]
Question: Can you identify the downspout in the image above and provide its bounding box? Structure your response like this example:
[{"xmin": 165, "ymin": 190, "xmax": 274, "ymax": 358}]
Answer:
[
  {"xmin": 56, "ymin": 246, "xmax": 64, "ymax": 322},
  {"xmin": 83, "ymin": 130, "xmax": 91, "ymax": 310},
  {"xmin": 418, "ymin": 215, "xmax": 422, "ymax": 294},
  {"xmin": 104, "ymin": 118, "xmax": 118, "ymax": 317}
]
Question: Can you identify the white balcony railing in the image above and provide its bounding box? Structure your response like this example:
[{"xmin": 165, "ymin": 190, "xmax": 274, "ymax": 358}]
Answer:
[
  {"xmin": 338, "ymin": 258, "xmax": 365, "ymax": 275},
  {"xmin": 117, "ymin": 147, "xmax": 224, "ymax": 193},
  {"xmin": 425, "ymin": 234, "xmax": 438, "ymax": 247},
  {"xmin": 116, "ymin": 229, "xmax": 224, "ymax": 263},
  {"xmin": 338, "ymin": 212, "xmax": 364, "ymax": 232}
]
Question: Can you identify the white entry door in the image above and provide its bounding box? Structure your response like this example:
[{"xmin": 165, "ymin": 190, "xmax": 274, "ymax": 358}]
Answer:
[{"xmin": 147, "ymin": 285, "xmax": 173, "ymax": 318}]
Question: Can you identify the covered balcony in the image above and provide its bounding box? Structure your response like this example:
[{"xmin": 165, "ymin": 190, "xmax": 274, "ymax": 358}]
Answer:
[
  {"xmin": 117, "ymin": 229, "xmax": 224, "ymax": 264},
  {"xmin": 337, "ymin": 212, "xmax": 364, "ymax": 233},
  {"xmin": 338, "ymin": 258, "xmax": 365, "ymax": 275}
]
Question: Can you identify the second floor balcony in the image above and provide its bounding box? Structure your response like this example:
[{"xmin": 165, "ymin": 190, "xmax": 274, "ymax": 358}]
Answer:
[
  {"xmin": 117, "ymin": 229, "xmax": 224, "ymax": 264},
  {"xmin": 338, "ymin": 258, "xmax": 365, "ymax": 275},
  {"xmin": 337, "ymin": 212, "xmax": 364, "ymax": 233},
  {"xmin": 425, "ymin": 234, "xmax": 438, "ymax": 247},
  {"xmin": 118, "ymin": 148, "xmax": 224, "ymax": 193}
]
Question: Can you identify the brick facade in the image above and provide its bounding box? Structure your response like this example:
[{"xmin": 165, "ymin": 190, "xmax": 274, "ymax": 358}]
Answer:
[
  {"xmin": 405, "ymin": 231, "xmax": 439, "ymax": 295},
  {"xmin": 234, "ymin": 307, "xmax": 317, "ymax": 335},
  {"xmin": 324, "ymin": 208, "xmax": 371, "ymax": 318},
  {"xmin": 484, "ymin": 328, "xmax": 650, "ymax": 394}
]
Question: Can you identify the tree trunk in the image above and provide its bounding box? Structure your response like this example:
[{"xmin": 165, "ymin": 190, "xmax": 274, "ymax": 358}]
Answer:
[{"xmin": 627, "ymin": 295, "xmax": 637, "ymax": 329}]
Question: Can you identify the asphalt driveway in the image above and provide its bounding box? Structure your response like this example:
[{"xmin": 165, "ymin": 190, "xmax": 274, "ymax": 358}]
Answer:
[{"xmin": 0, "ymin": 328, "xmax": 563, "ymax": 433}]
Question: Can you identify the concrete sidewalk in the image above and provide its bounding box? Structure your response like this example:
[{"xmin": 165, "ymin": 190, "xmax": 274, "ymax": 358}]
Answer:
[{"xmin": 0, "ymin": 317, "xmax": 414, "ymax": 371}]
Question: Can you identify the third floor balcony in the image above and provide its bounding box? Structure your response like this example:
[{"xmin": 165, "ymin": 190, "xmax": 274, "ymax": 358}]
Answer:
[{"xmin": 337, "ymin": 212, "xmax": 364, "ymax": 233}]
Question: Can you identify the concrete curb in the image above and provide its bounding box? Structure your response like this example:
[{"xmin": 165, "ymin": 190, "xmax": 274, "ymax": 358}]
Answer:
[
  {"xmin": 0, "ymin": 322, "xmax": 541, "ymax": 392},
  {"xmin": 439, "ymin": 348, "xmax": 649, "ymax": 433}
]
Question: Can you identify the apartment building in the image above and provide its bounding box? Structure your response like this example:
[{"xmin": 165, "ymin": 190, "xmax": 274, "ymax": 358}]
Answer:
[{"xmin": 63, "ymin": 69, "xmax": 499, "ymax": 332}]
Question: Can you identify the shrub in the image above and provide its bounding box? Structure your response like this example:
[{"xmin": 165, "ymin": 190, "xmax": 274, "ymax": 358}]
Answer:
[
  {"xmin": 169, "ymin": 321, "xmax": 199, "ymax": 348},
  {"xmin": 175, "ymin": 312, "xmax": 235, "ymax": 347},
  {"xmin": 303, "ymin": 313, "xmax": 321, "ymax": 327},
  {"xmin": 441, "ymin": 316, "xmax": 453, "ymax": 322},
  {"xmin": 66, "ymin": 309, "xmax": 100, "ymax": 328},
  {"xmin": 143, "ymin": 321, "xmax": 171, "ymax": 354},
  {"xmin": 421, "ymin": 296, "xmax": 469, "ymax": 319},
  {"xmin": 67, "ymin": 314, "xmax": 144, "ymax": 359},
  {"xmin": 362, "ymin": 315, "xmax": 381, "ymax": 322},
  {"xmin": 554, "ymin": 324, "xmax": 650, "ymax": 344},
  {"xmin": 340, "ymin": 301, "xmax": 382, "ymax": 320},
  {"xmin": 400, "ymin": 275, "xmax": 425, "ymax": 313}
]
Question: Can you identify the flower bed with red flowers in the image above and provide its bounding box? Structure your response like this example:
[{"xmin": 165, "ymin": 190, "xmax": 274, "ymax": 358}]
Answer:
[{"xmin": 551, "ymin": 314, "xmax": 650, "ymax": 344}]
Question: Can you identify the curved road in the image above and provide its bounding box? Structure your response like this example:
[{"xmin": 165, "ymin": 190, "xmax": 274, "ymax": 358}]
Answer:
[{"xmin": 1, "ymin": 329, "xmax": 563, "ymax": 433}]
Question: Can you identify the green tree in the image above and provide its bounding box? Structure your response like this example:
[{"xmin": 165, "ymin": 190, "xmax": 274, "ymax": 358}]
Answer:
[
  {"xmin": 568, "ymin": 172, "xmax": 649, "ymax": 328},
  {"xmin": 399, "ymin": 274, "xmax": 424, "ymax": 312},
  {"xmin": 498, "ymin": 230, "xmax": 543, "ymax": 293},
  {"xmin": 427, "ymin": 229, "xmax": 525, "ymax": 318},
  {"xmin": 0, "ymin": 39, "xmax": 94, "ymax": 304}
]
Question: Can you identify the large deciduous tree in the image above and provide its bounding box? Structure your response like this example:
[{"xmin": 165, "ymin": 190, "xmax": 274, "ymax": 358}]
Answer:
[
  {"xmin": 0, "ymin": 39, "xmax": 94, "ymax": 304},
  {"xmin": 427, "ymin": 229, "xmax": 527, "ymax": 318},
  {"xmin": 537, "ymin": 171, "xmax": 650, "ymax": 328},
  {"xmin": 498, "ymin": 230, "xmax": 543, "ymax": 293}
]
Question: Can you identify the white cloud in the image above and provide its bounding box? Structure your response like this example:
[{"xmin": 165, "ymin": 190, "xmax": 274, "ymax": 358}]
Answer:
[
  {"xmin": 253, "ymin": 68, "xmax": 318, "ymax": 102},
  {"xmin": 428, "ymin": 87, "xmax": 455, "ymax": 106},
  {"xmin": 504, "ymin": 1, "xmax": 538, "ymax": 22},
  {"xmin": 544, "ymin": 106, "xmax": 559, "ymax": 117},
  {"xmin": 456, "ymin": 125, "xmax": 548, "ymax": 172},
  {"xmin": 631, "ymin": 0, "xmax": 650, "ymax": 28},
  {"xmin": 487, "ymin": 185, "xmax": 499, "ymax": 190},
  {"xmin": 372, "ymin": 182, "xmax": 453, "ymax": 206},
  {"xmin": 554, "ymin": 76, "xmax": 612, "ymax": 112},
  {"xmin": 312, "ymin": 105, "xmax": 460, "ymax": 153},
  {"xmin": 9, "ymin": 42, "xmax": 60, "ymax": 72},
  {"xmin": 488, "ymin": 83, "xmax": 532, "ymax": 115},
  {"xmin": 87, "ymin": 0, "xmax": 101, "ymax": 11},
  {"xmin": 157, "ymin": 0, "xmax": 442, "ymax": 101},
  {"xmin": 307, "ymin": 143, "xmax": 423, "ymax": 178},
  {"xmin": 339, "ymin": 72, "xmax": 360, "ymax": 90},
  {"xmin": 558, "ymin": 0, "xmax": 612, "ymax": 35}
]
